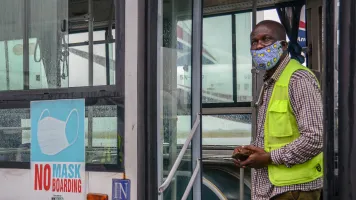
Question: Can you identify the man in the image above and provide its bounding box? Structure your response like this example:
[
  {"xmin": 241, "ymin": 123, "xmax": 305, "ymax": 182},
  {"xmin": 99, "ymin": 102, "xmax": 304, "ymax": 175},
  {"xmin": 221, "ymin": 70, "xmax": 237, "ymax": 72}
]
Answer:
[{"xmin": 233, "ymin": 20, "xmax": 323, "ymax": 200}]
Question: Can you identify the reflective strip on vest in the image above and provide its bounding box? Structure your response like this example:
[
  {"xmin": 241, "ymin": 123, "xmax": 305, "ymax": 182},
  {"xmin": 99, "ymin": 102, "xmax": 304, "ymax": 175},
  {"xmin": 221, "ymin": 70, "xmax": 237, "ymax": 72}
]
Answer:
[{"xmin": 264, "ymin": 59, "xmax": 323, "ymax": 186}]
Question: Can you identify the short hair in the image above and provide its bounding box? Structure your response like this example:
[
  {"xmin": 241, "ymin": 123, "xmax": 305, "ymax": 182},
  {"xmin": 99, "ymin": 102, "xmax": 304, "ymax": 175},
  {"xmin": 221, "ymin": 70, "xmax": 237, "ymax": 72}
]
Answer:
[{"xmin": 253, "ymin": 20, "xmax": 287, "ymax": 40}]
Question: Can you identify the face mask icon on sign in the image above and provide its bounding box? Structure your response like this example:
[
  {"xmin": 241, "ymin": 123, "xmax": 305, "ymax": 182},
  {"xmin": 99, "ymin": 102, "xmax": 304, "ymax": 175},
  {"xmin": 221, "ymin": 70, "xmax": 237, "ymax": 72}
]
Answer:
[{"xmin": 37, "ymin": 109, "xmax": 79, "ymax": 156}]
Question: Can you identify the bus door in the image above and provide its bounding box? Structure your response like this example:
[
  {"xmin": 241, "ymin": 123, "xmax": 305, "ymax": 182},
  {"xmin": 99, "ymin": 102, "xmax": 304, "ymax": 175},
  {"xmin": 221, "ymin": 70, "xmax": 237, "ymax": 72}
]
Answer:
[
  {"xmin": 157, "ymin": 0, "xmax": 203, "ymax": 199},
  {"xmin": 155, "ymin": 0, "xmax": 309, "ymax": 199}
]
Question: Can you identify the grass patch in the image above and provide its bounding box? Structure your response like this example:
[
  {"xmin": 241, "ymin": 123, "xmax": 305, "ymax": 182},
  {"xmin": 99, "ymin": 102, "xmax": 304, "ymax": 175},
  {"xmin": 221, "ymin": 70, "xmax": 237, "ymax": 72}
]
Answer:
[{"xmin": 178, "ymin": 130, "xmax": 251, "ymax": 138}]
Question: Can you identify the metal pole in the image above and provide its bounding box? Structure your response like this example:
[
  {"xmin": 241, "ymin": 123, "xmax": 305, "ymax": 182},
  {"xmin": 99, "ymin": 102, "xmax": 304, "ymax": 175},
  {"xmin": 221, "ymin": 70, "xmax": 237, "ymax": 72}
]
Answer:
[
  {"xmin": 231, "ymin": 14, "xmax": 237, "ymax": 102},
  {"xmin": 156, "ymin": 0, "xmax": 163, "ymax": 199},
  {"xmin": 250, "ymin": 3, "xmax": 258, "ymax": 200},
  {"xmin": 168, "ymin": 2, "xmax": 178, "ymax": 199},
  {"xmin": 250, "ymin": 2, "xmax": 258, "ymax": 200},
  {"xmin": 252, "ymin": 0, "xmax": 257, "ymax": 28},
  {"xmin": 251, "ymin": 0, "xmax": 258, "ymax": 141},
  {"xmin": 105, "ymin": 30, "xmax": 111, "ymax": 85},
  {"xmin": 23, "ymin": 0, "xmax": 30, "ymax": 90},
  {"xmin": 192, "ymin": 0, "xmax": 203, "ymax": 198},
  {"xmin": 322, "ymin": 0, "xmax": 337, "ymax": 199},
  {"xmin": 4, "ymin": 41, "xmax": 9, "ymax": 90},
  {"xmin": 107, "ymin": 0, "xmax": 115, "ymax": 39},
  {"xmin": 239, "ymin": 168, "xmax": 245, "ymax": 200},
  {"xmin": 88, "ymin": 107, "xmax": 93, "ymax": 148},
  {"xmin": 338, "ymin": 0, "xmax": 356, "ymax": 199},
  {"xmin": 88, "ymin": 0, "xmax": 94, "ymax": 86},
  {"xmin": 106, "ymin": 0, "xmax": 115, "ymax": 85}
]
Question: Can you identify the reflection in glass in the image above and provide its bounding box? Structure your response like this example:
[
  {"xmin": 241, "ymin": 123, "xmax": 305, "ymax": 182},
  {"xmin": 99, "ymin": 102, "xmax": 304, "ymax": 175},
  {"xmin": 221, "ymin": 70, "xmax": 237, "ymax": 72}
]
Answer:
[
  {"xmin": 68, "ymin": 43, "xmax": 116, "ymax": 87},
  {"xmin": 68, "ymin": 30, "xmax": 116, "ymax": 86},
  {"xmin": 160, "ymin": 0, "xmax": 193, "ymax": 199},
  {"xmin": 29, "ymin": 0, "xmax": 69, "ymax": 89},
  {"xmin": 202, "ymin": 15, "xmax": 233, "ymax": 103},
  {"xmin": 69, "ymin": 30, "xmax": 106, "ymax": 44},
  {"xmin": 0, "ymin": 0, "xmax": 24, "ymax": 91},
  {"xmin": 192, "ymin": 13, "xmax": 254, "ymax": 104},
  {"xmin": 0, "ymin": 103, "xmax": 121, "ymax": 165},
  {"xmin": 85, "ymin": 105, "xmax": 119, "ymax": 165},
  {"xmin": 0, "ymin": 42, "xmax": 7, "ymax": 89},
  {"xmin": 0, "ymin": 2, "xmax": 116, "ymax": 91},
  {"xmin": 201, "ymin": 114, "xmax": 252, "ymax": 146},
  {"xmin": 108, "ymin": 42, "xmax": 116, "ymax": 85},
  {"xmin": 235, "ymin": 13, "xmax": 253, "ymax": 102}
]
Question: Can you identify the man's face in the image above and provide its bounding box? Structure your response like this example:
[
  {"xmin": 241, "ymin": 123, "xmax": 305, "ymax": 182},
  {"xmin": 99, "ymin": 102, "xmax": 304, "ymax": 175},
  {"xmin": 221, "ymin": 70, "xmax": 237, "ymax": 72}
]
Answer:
[{"xmin": 250, "ymin": 25, "xmax": 278, "ymax": 50}]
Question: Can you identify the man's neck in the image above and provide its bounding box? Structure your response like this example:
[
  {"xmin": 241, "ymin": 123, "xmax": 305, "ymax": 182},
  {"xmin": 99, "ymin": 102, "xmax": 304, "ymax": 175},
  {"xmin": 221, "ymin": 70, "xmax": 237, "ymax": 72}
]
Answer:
[
  {"xmin": 265, "ymin": 54, "xmax": 287, "ymax": 79},
  {"xmin": 265, "ymin": 65, "xmax": 278, "ymax": 79}
]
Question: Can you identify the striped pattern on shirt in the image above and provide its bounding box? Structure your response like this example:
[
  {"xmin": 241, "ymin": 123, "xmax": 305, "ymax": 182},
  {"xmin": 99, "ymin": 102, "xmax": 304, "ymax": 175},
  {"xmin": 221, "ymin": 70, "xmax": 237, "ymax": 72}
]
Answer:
[{"xmin": 251, "ymin": 56, "xmax": 323, "ymax": 200}]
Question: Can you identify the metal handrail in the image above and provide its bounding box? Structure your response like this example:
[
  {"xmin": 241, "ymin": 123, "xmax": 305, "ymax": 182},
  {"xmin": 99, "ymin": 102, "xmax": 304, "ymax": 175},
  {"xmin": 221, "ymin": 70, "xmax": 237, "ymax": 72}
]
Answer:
[
  {"xmin": 161, "ymin": 170, "xmax": 227, "ymax": 200},
  {"xmin": 181, "ymin": 159, "xmax": 201, "ymax": 200},
  {"xmin": 240, "ymin": 168, "xmax": 245, "ymax": 200},
  {"xmin": 203, "ymin": 177, "xmax": 228, "ymax": 200},
  {"xmin": 158, "ymin": 113, "xmax": 201, "ymax": 194}
]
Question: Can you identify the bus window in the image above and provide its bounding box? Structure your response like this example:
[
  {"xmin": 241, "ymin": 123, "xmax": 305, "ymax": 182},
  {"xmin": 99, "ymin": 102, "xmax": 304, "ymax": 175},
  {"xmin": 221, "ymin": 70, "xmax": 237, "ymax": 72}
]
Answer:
[
  {"xmin": 0, "ymin": 103, "xmax": 120, "ymax": 166},
  {"xmin": 177, "ymin": 13, "xmax": 254, "ymax": 105},
  {"xmin": 85, "ymin": 105, "xmax": 119, "ymax": 165},
  {"xmin": 201, "ymin": 114, "xmax": 252, "ymax": 146},
  {"xmin": 68, "ymin": 31, "xmax": 116, "ymax": 87},
  {"xmin": 0, "ymin": 38, "xmax": 50, "ymax": 91},
  {"xmin": 0, "ymin": 0, "xmax": 117, "ymax": 91},
  {"xmin": 235, "ymin": 12, "xmax": 253, "ymax": 102},
  {"xmin": 202, "ymin": 15, "xmax": 233, "ymax": 103},
  {"xmin": 69, "ymin": 30, "xmax": 106, "ymax": 43}
]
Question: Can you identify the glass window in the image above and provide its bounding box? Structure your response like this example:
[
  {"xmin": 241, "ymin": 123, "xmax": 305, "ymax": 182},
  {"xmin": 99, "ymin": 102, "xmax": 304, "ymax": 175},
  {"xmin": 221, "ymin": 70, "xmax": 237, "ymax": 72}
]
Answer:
[
  {"xmin": 0, "ymin": 0, "xmax": 25, "ymax": 90},
  {"xmin": 29, "ymin": 0, "xmax": 69, "ymax": 89},
  {"xmin": 0, "ymin": 0, "xmax": 123, "ymax": 173},
  {"xmin": 200, "ymin": 114, "xmax": 252, "ymax": 146},
  {"xmin": 160, "ymin": 0, "xmax": 193, "ymax": 199},
  {"xmin": 235, "ymin": 13, "xmax": 253, "ymax": 102},
  {"xmin": 0, "ymin": 102, "xmax": 122, "ymax": 167},
  {"xmin": 0, "ymin": 41, "xmax": 7, "ymax": 89},
  {"xmin": 0, "ymin": 1, "xmax": 116, "ymax": 92},
  {"xmin": 68, "ymin": 30, "xmax": 116, "ymax": 86},
  {"xmin": 68, "ymin": 43, "xmax": 116, "ymax": 87},
  {"xmin": 108, "ymin": 42, "xmax": 116, "ymax": 85},
  {"xmin": 202, "ymin": 15, "xmax": 233, "ymax": 103},
  {"xmin": 199, "ymin": 12, "xmax": 254, "ymax": 104},
  {"xmin": 0, "ymin": 108, "xmax": 30, "ymax": 162},
  {"xmin": 69, "ymin": 30, "xmax": 106, "ymax": 44},
  {"xmin": 85, "ymin": 105, "xmax": 121, "ymax": 165}
]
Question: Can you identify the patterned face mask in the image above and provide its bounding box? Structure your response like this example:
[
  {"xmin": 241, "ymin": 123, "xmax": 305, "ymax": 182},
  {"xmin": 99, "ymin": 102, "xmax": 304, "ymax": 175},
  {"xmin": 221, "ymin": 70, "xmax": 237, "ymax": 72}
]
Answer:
[{"xmin": 250, "ymin": 41, "xmax": 284, "ymax": 70}]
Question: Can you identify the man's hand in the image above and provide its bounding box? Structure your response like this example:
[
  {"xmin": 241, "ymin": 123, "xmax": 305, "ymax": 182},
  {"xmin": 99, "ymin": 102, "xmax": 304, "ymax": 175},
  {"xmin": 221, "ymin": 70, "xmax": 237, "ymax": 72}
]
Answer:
[
  {"xmin": 232, "ymin": 146, "xmax": 244, "ymax": 168},
  {"xmin": 233, "ymin": 145, "xmax": 243, "ymax": 154},
  {"xmin": 239, "ymin": 145, "xmax": 272, "ymax": 169}
]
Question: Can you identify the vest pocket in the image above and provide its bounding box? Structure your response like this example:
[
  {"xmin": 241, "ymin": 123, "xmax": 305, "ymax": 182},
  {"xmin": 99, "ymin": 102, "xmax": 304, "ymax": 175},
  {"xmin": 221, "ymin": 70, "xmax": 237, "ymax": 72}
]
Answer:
[
  {"xmin": 268, "ymin": 153, "xmax": 323, "ymax": 186},
  {"xmin": 268, "ymin": 100, "xmax": 293, "ymax": 138}
]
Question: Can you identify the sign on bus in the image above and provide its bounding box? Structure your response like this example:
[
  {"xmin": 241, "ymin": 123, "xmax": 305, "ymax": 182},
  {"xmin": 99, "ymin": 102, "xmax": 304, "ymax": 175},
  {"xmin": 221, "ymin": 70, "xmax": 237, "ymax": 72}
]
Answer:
[{"xmin": 30, "ymin": 99, "xmax": 86, "ymax": 200}]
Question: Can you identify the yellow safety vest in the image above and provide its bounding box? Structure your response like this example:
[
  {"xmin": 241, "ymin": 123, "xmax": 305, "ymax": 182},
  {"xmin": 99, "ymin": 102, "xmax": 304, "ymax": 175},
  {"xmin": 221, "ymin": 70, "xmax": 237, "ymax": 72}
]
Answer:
[{"xmin": 264, "ymin": 59, "xmax": 323, "ymax": 186}]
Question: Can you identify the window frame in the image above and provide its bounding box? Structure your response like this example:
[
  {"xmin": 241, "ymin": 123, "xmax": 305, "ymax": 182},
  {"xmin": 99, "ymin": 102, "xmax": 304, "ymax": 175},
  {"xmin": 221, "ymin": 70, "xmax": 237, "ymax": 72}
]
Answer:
[
  {"xmin": 201, "ymin": 10, "xmax": 254, "ymax": 108},
  {"xmin": 0, "ymin": 0, "xmax": 125, "ymax": 172},
  {"xmin": 201, "ymin": 5, "xmax": 297, "ymax": 108}
]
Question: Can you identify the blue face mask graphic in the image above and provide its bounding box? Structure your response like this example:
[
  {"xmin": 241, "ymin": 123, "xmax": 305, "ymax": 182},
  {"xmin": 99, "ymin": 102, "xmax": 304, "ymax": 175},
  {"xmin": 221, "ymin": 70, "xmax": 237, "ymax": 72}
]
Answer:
[{"xmin": 251, "ymin": 41, "xmax": 284, "ymax": 70}]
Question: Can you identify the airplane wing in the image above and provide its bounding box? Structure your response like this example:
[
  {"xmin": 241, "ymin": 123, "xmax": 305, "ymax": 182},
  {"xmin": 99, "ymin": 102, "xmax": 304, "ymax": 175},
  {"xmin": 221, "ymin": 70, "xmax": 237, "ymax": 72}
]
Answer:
[{"xmin": 68, "ymin": 47, "xmax": 115, "ymax": 70}]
